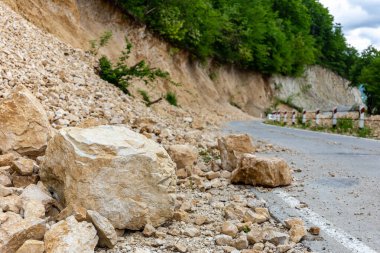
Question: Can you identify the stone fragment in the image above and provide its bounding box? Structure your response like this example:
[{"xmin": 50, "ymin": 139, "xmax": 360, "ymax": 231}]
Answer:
[
  {"xmin": 183, "ymin": 227, "xmax": 200, "ymax": 237},
  {"xmin": 20, "ymin": 184, "xmax": 54, "ymax": 209},
  {"xmin": 284, "ymin": 218, "xmax": 304, "ymax": 229},
  {"xmin": 0, "ymin": 195, "xmax": 22, "ymax": 213},
  {"xmin": 56, "ymin": 204, "xmax": 87, "ymax": 222},
  {"xmin": 40, "ymin": 125, "xmax": 176, "ymax": 230},
  {"xmin": 23, "ymin": 200, "xmax": 45, "ymax": 219},
  {"xmin": 0, "ymin": 85, "xmax": 53, "ymax": 157},
  {"xmin": 221, "ymin": 221, "xmax": 239, "ymax": 237},
  {"xmin": 218, "ymin": 134, "xmax": 255, "ymax": 171},
  {"xmin": 167, "ymin": 144, "xmax": 198, "ymax": 169},
  {"xmin": 262, "ymin": 230, "xmax": 289, "ymax": 246},
  {"xmin": 86, "ymin": 210, "xmax": 117, "ymax": 249},
  {"xmin": 44, "ymin": 216, "xmax": 98, "ymax": 253},
  {"xmin": 243, "ymin": 210, "xmax": 268, "ymax": 224},
  {"xmin": 12, "ymin": 175, "xmax": 39, "ymax": 188},
  {"xmin": 231, "ymin": 154, "xmax": 292, "ymax": 187},
  {"xmin": 12, "ymin": 158, "xmax": 35, "ymax": 176},
  {"xmin": 289, "ymin": 225, "xmax": 306, "ymax": 243},
  {"xmin": 247, "ymin": 228, "xmax": 263, "ymax": 244},
  {"xmin": 234, "ymin": 235, "xmax": 249, "ymax": 250},
  {"xmin": 142, "ymin": 223, "xmax": 156, "ymax": 237},
  {"xmin": 174, "ymin": 242, "xmax": 187, "ymax": 252},
  {"xmin": 215, "ymin": 234, "xmax": 234, "ymax": 246},
  {"xmin": 173, "ymin": 210, "xmax": 189, "ymax": 222},
  {"xmin": 0, "ymin": 217, "xmax": 46, "ymax": 253},
  {"xmin": 15, "ymin": 240, "xmax": 44, "ymax": 253},
  {"xmin": 0, "ymin": 185, "xmax": 13, "ymax": 197},
  {"xmin": 0, "ymin": 174, "xmax": 12, "ymax": 187},
  {"xmin": 0, "ymin": 153, "xmax": 15, "ymax": 167},
  {"xmin": 308, "ymin": 226, "xmax": 320, "ymax": 235},
  {"xmin": 194, "ymin": 215, "xmax": 208, "ymax": 226}
]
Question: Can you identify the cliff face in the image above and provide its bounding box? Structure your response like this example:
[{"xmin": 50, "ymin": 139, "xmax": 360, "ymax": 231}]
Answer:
[{"xmin": 3, "ymin": 0, "xmax": 362, "ymax": 116}]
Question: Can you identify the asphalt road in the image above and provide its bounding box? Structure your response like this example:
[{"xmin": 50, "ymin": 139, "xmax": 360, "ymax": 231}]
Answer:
[{"xmin": 224, "ymin": 120, "xmax": 380, "ymax": 253}]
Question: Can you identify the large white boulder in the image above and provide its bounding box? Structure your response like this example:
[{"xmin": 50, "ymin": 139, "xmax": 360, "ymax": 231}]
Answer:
[
  {"xmin": 40, "ymin": 125, "xmax": 176, "ymax": 230},
  {"xmin": 0, "ymin": 85, "xmax": 53, "ymax": 157}
]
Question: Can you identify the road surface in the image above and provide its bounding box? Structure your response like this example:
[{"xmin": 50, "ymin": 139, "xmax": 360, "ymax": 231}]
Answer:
[{"xmin": 224, "ymin": 120, "xmax": 380, "ymax": 253}]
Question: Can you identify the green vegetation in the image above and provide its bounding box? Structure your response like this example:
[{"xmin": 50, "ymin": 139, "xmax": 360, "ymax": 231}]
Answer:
[
  {"xmin": 98, "ymin": 37, "xmax": 172, "ymax": 95},
  {"xmin": 165, "ymin": 91, "xmax": 178, "ymax": 106},
  {"xmin": 138, "ymin": 89, "xmax": 151, "ymax": 105},
  {"xmin": 265, "ymin": 118, "xmax": 372, "ymax": 138},
  {"xmin": 199, "ymin": 149, "xmax": 212, "ymax": 163},
  {"xmin": 112, "ymin": 0, "xmax": 355, "ymax": 78},
  {"xmin": 90, "ymin": 31, "xmax": 113, "ymax": 56},
  {"xmin": 104, "ymin": 1, "xmax": 380, "ymax": 115}
]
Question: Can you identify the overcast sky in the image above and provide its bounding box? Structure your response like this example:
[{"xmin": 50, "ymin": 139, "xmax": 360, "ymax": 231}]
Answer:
[{"xmin": 319, "ymin": 0, "xmax": 380, "ymax": 52}]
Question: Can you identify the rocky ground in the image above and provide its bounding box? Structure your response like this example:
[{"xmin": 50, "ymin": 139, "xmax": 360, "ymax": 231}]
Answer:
[{"xmin": 0, "ymin": 2, "xmax": 317, "ymax": 253}]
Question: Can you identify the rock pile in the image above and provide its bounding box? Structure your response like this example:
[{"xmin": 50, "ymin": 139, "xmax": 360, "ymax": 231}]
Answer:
[{"xmin": 0, "ymin": 3, "xmax": 316, "ymax": 253}]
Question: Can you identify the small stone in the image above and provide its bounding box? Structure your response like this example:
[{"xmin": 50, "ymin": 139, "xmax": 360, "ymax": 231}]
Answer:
[
  {"xmin": 206, "ymin": 171, "xmax": 220, "ymax": 180},
  {"xmin": 16, "ymin": 240, "xmax": 44, "ymax": 253},
  {"xmin": 308, "ymin": 226, "xmax": 321, "ymax": 235},
  {"xmin": 284, "ymin": 218, "xmax": 304, "ymax": 229},
  {"xmin": 86, "ymin": 210, "xmax": 118, "ymax": 248},
  {"xmin": 289, "ymin": 225, "xmax": 306, "ymax": 243},
  {"xmin": 243, "ymin": 210, "xmax": 268, "ymax": 224},
  {"xmin": 12, "ymin": 175, "xmax": 39, "ymax": 188},
  {"xmin": 215, "ymin": 234, "xmax": 234, "ymax": 246},
  {"xmin": 23, "ymin": 200, "xmax": 45, "ymax": 219},
  {"xmin": 173, "ymin": 210, "xmax": 189, "ymax": 222},
  {"xmin": 143, "ymin": 224, "xmax": 156, "ymax": 237},
  {"xmin": 194, "ymin": 215, "xmax": 208, "ymax": 226},
  {"xmin": 56, "ymin": 204, "xmax": 87, "ymax": 222},
  {"xmin": 183, "ymin": 227, "xmax": 200, "ymax": 237},
  {"xmin": 176, "ymin": 169, "xmax": 188, "ymax": 179},
  {"xmin": 0, "ymin": 174, "xmax": 12, "ymax": 187},
  {"xmin": 247, "ymin": 227, "xmax": 263, "ymax": 244},
  {"xmin": 221, "ymin": 221, "xmax": 239, "ymax": 237},
  {"xmin": 12, "ymin": 158, "xmax": 35, "ymax": 176},
  {"xmin": 0, "ymin": 185, "xmax": 13, "ymax": 197},
  {"xmin": 175, "ymin": 242, "xmax": 187, "ymax": 253},
  {"xmin": 234, "ymin": 235, "xmax": 249, "ymax": 250},
  {"xmin": 0, "ymin": 154, "xmax": 15, "ymax": 167}
]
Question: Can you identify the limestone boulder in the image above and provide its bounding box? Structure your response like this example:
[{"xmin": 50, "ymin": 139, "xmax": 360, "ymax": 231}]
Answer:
[
  {"xmin": 40, "ymin": 125, "xmax": 176, "ymax": 230},
  {"xmin": 167, "ymin": 144, "xmax": 198, "ymax": 169},
  {"xmin": 231, "ymin": 154, "xmax": 292, "ymax": 187},
  {"xmin": 0, "ymin": 85, "xmax": 53, "ymax": 158},
  {"xmin": 218, "ymin": 134, "xmax": 255, "ymax": 171},
  {"xmin": 0, "ymin": 217, "xmax": 46, "ymax": 253},
  {"xmin": 44, "ymin": 216, "xmax": 98, "ymax": 253}
]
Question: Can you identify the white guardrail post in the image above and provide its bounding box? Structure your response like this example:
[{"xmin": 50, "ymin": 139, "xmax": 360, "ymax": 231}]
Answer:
[
  {"xmin": 283, "ymin": 111, "xmax": 287, "ymax": 124},
  {"xmin": 332, "ymin": 107, "xmax": 337, "ymax": 128},
  {"xmin": 359, "ymin": 106, "xmax": 365, "ymax": 129},
  {"xmin": 292, "ymin": 111, "xmax": 296, "ymax": 125},
  {"xmin": 315, "ymin": 109, "xmax": 320, "ymax": 126},
  {"xmin": 302, "ymin": 110, "xmax": 306, "ymax": 125}
]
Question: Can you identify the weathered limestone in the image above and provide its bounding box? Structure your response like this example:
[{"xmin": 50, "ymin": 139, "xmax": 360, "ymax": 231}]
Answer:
[
  {"xmin": 40, "ymin": 125, "xmax": 176, "ymax": 230},
  {"xmin": 231, "ymin": 154, "xmax": 292, "ymax": 187},
  {"xmin": 0, "ymin": 217, "xmax": 46, "ymax": 253},
  {"xmin": 0, "ymin": 85, "xmax": 53, "ymax": 157},
  {"xmin": 167, "ymin": 144, "xmax": 198, "ymax": 169},
  {"xmin": 86, "ymin": 210, "xmax": 117, "ymax": 249},
  {"xmin": 218, "ymin": 134, "xmax": 255, "ymax": 171},
  {"xmin": 15, "ymin": 240, "xmax": 45, "ymax": 253},
  {"xmin": 44, "ymin": 216, "xmax": 98, "ymax": 253},
  {"xmin": 12, "ymin": 157, "xmax": 35, "ymax": 176}
]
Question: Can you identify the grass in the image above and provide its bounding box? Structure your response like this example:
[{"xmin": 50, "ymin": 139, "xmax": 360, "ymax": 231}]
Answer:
[
  {"xmin": 165, "ymin": 91, "xmax": 178, "ymax": 107},
  {"xmin": 265, "ymin": 118, "xmax": 373, "ymax": 138}
]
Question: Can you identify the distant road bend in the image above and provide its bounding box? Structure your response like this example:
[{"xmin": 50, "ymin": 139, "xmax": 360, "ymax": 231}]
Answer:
[{"xmin": 224, "ymin": 120, "xmax": 380, "ymax": 253}]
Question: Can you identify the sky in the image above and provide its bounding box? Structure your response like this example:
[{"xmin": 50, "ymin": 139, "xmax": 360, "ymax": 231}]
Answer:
[{"xmin": 319, "ymin": 0, "xmax": 380, "ymax": 52}]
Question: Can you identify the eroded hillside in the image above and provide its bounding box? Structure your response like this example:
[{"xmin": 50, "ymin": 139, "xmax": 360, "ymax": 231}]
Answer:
[{"xmin": 3, "ymin": 0, "xmax": 362, "ymax": 117}]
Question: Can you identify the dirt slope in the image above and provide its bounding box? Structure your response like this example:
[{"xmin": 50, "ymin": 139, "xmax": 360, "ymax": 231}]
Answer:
[{"xmin": 3, "ymin": 0, "xmax": 362, "ymax": 117}]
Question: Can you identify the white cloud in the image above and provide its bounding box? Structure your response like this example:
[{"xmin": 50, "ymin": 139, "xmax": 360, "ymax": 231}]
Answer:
[{"xmin": 319, "ymin": 0, "xmax": 380, "ymax": 51}]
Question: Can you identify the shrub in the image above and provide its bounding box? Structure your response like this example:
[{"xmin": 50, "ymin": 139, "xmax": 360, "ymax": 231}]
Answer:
[
  {"xmin": 98, "ymin": 37, "xmax": 173, "ymax": 95},
  {"xmin": 138, "ymin": 89, "xmax": 151, "ymax": 105},
  {"xmin": 165, "ymin": 91, "xmax": 178, "ymax": 106},
  {"xmin": 90, "ymin": 31, "xmax": 113, "ymax": 56}
]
